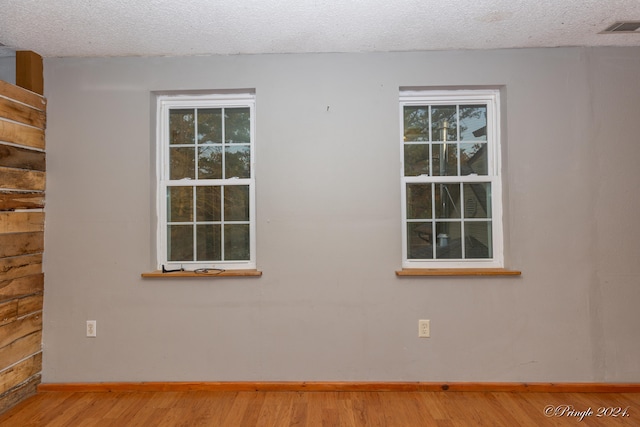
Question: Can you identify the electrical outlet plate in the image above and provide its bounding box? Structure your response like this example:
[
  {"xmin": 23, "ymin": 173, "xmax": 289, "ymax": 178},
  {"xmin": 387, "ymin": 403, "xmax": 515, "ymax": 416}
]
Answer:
[
  {"xmin": 418, "ymin": 319, "xmax": 430, "ymax": 338},
  {"xmin": 86, "ymin": 320, "xmax": 97, "ymax": 337}
]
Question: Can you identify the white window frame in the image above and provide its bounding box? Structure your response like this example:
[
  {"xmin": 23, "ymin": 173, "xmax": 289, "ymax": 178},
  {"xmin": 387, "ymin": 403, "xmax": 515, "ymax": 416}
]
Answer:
[
  {"xmin": 156, "ymin": 92, "xmax": 256, "ymax": 270},
  {"xmin": 400, "ymin": 89, "xmax": 503, "ymax": 269}
]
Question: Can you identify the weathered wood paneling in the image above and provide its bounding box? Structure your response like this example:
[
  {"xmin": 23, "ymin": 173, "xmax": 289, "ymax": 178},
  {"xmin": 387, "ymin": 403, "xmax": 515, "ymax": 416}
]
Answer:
[
  {"xmin": 0, "ymin": 300, "xmax": 17, "ymax": 326},
  {"xmin": 0, "ymin": 312, "xmax": 42, "ymax": 350},
  {"xmin": 0, "ymin": 294, "xmax": 43, "ymax": 327},
  {"xmin": 0, "ymin": 192, "xmax": 45, "ymax": 211},
  {"xmin": 0, "ymin": 274, "xmax": 44, "ymax": 301},
  {"xmin": 0, "ymin": 167, "xmax": 45, "ymax": 191},
  {"xmin": 0, "ymin": 332, "xmax": 41, "ymax": 369},
  {"xmin": 0, "ymin": 374, "xmax": 39, "ymax": 415},
  {"xmin": 0, "ymin": 62, "xmax": 45, "ymax": 415},
  {"xmin": 17, "ymin": 294, "xmax": 43, "ymax": 317},
  {"xmin": 0, "ymin": 232, "xmax": 44, "ymax": 258},
  {"xmin": 0, "ymin": 97, "xmax": 46, "ymax": 129},
  {"xmin": 0, "ymin": 120, "xmax": 45, "ymax": 150},
  {"xmin": 0, "ymin": 144, "xmax": 45, "ymax": 171},
  {"xmin": 0, "ymin": 212, "xmax": 44, "ymax": 233},
  {"xmin": 0, "ymin": 81, "xmax": 46, "ymax": 112},
  {"xmin": 0, "ymin": 353, "xmax": 42, "ymax": 395},
  {"xmin": 0, "ymin": 254, "xmax": 42, "ymax": 282}
]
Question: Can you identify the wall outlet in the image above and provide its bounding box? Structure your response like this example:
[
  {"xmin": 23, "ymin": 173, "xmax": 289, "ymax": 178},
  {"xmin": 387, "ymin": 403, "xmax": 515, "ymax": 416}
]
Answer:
[
  {"xmin": 418, "ymin": 319, "xmax": 430, "ymax": 338},
  {"xmin": 86, "ymin": 320, "xmax": 97, "ymax": 337}
]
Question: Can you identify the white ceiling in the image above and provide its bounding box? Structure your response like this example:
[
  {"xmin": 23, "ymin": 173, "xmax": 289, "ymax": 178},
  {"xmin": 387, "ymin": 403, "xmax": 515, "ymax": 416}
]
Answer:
[{"xmin": 1, "ymin": 0, "xmax": 640, "ymax": 58}]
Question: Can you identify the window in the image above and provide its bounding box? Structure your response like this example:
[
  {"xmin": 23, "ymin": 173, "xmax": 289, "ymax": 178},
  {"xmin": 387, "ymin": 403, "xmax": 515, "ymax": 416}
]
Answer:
[
  {"xmin": 156, "ymin": 93, "xmax": 256, "ymax": 270},
  {"xmin": 400, "ymin": 89, "xmax": 503, "ymax": 269}
]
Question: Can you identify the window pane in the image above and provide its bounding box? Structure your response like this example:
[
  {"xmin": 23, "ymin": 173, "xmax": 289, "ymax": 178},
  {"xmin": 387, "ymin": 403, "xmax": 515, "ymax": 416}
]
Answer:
[
  {"xmin": 460, "ymin": 143, "xmax": 487, "ymax": 176},
  {"xmin": 463, "ymin": 183, "xmax": 491, "ymax": 218},
  {"xmin": 407, "ymin": 222, "xmax": 433, "ymax": 259},
  {"xmin": 431, "ymin": 144, "xmax": 457, "ymax": 176},
  {"xmin": 167, "ymin": 186, "xmax": 192, "ymax": 222},
  {"xmin": 406, "ymin": 184, "xmax": 432, "ymax": 219},
  {"xmin": 435, "ymin": 183, "xmax": 461, "ymax": 219},
  {"xmin": 196, "ymin": 186, "xmax": 221, "ymax": 221},
  {"xmin": 168, "ymin": 225, "xmax": 193, "ymax": 261},
  {"xmin": 198, "ymin": 146, "xmax": 222, "ymax": 179},
  {"xmin": 445, "ymin": 143, "xmax": 458, "ymax": 176},
  {"xmin": 224, "ymin": 185, "xmax": 250, "ymax": 221},
  {"xmin": 197, "ymin": 224, "xmax": 221, "ymax": 261},
  {"xmin": 169, "ymin": 109, "xmax": 195, "ymax": 145},
  {"xmin": 170, "ymin": 147, "xmax": 195, "ymax": 180},
  {"xmin": 225, "ymin": 108, "xmax": 250, "ymax": 143},
  {"xmin": 198, "ymin": 108, "xmax": 222, "ymax": 144},
  {"xmin": 431, "ymin": 106, "xmax": 457, "ymax": 142},
  {"xmin": 404, "ymin": 144, "xmax": 429, "ymax": 176},
  {"xmin": 435, "ymin": 222, "xmax": 461, "ymax": 259},
  {"xmin": 404, "ymin": 107, "xmax": 428, "ymax": 141},
  {"xmin": 465, "ymin": 221, "xmax": 492, "ymax": 259},
  {"xmin": 459, "ymin": 105, "xmax": 487, "ymax": 141},
  {"xmin": 225, "ymin": 146, "xmax": 250, "ymax": 178},
  {"xmin": 224, "ymin": 224, "xmax": 250, "ymax": 260}
]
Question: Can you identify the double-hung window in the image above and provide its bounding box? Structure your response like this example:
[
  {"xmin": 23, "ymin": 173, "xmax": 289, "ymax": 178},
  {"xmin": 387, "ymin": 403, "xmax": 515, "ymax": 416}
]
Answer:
[
  {"xmin": 157, "ymin": 93, "xmax": 256, "ymax": 270},
  {"xmin": 400, "ymin": 89, "xmax": 503, "ymax": 269}
]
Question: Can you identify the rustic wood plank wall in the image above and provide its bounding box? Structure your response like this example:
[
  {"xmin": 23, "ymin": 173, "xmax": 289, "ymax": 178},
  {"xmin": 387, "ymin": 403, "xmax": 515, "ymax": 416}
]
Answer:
[{"xmin": 0, "ymin": 54, "xmax": 46, "ymax": 414}]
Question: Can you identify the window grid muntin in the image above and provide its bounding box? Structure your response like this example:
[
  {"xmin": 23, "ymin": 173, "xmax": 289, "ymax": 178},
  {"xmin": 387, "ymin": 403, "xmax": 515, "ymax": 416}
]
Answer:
[
  {"xmin": 403, "ymin": 104, "xmax": 489, "ymax": 178},
  {"xmin": 165, "ymin": 182, "xmax": 251, "ymax": 263},
  {"xmin": 405, "ymin": 181, "xmax": 493, "ymax": 261},
  {"xmin": 158, "ymin": 94, "xmax": 255, "ymax": 270},
  {"xmin": 400, "ymin": 90, "xmax": 502, "ymax": 268}
]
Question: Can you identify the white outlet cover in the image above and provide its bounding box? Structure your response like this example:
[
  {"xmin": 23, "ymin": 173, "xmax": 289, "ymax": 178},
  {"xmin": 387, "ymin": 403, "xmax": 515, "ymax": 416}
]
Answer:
[
  {"xmin": 418, "ymin": 319, "xmax": 430, "ymax": 338},
  {"xmin": 86, "ymin": 320, "xmax": 97, "ymax": 337}
]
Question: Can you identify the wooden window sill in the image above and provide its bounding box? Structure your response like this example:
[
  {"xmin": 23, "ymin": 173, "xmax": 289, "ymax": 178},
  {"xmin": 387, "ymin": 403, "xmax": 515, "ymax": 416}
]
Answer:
[
  {"xmin": 141, "ymin": 269, "xmax": 262, "ymax": 278},
  {"xmin": 396, "ymin": 268, "xmax": 521, "ymax": 277}
]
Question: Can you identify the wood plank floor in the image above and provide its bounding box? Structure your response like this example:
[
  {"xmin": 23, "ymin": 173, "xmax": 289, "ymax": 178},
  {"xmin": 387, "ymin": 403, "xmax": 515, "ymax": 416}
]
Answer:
[{"xmin": 0, "ymin": 390, "xmax": 638, "ymax": 426}]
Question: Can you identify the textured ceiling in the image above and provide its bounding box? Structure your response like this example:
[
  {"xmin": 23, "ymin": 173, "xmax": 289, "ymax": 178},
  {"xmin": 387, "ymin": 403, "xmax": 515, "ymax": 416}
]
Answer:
[{"xmin": 1, "ymin": 0, "xmax": 640, "ymax": 58}]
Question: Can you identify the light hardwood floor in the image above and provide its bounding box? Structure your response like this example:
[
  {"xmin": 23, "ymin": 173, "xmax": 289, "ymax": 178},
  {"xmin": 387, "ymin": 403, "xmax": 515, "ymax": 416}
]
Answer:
[{"xmin": 0, "ymin": 390, "xmax": 638, "ymax": 426}]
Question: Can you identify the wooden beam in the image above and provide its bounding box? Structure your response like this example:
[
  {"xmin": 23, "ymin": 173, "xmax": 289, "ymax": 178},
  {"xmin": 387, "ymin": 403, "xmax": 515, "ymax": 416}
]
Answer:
[
  {"xmin": 0, "ymin": 232, "xmax": 44, "ymax": 258},
  {"xmin": 16, "ymin": 293, "xmax": 43, "ymax": 317},
  {"xmin": 0, "ymin": 312, "xmax": 42, "ymax": 350},
  {"xmin": 0, "ymin": 300, "xmax": 17, "ymax": 326},
  {"xmin": 0, "ymin": 212, "xmax": 44, "ymax": 234},
  {"xmin": 15, "ymin": 51, "xmax": 43, "ymax": 96},
  {"xmin": 0, "ymin": 168, "xmax": 45, "ymax": 192},
  {"xmin": 0, "ymin": 294, "xmax": 42, "ymax": 326},
  {"xmin": 0, "ymin": 274, "xmax": 44, "ymax": 301},
  {"xmin": 0, "ymin": 144, "xmax": 46, "ymax": 172},
  {"xmin": 0, "ymin": 121, "xmax": 45, "ymax": 150},
  {"xmin": 0, "ymin": 97, "xmax": 46, "ymax": 129},
  {"xmin": 0, "ymin": 81, "xmax": 45, "ymax": 112},
  {"xmin": 0, "ymin": 332, "xmax": 41, "ymax": 369},
  {"xmin": 0, "ymin": 254, "xmax": 43, "ymax": 282},
  {"xmin": 0, "ymin": 192, "xmax": 45, "ymax": 211},
  {"xmin": 0, "ymin": 353, "xmax": 42, "ymax": 395}
]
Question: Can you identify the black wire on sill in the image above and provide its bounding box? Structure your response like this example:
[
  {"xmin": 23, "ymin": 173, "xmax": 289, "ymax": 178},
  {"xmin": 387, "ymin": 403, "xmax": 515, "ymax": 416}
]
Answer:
[{"xmin": 161, "ymin": 265, "xmax": 225, "ymax": 274}]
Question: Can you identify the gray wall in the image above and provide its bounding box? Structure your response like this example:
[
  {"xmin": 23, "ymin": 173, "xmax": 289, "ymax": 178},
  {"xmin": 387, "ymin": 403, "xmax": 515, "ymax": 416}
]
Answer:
[
  {"xmin": 0, "ymin": 55, "xmax": 16, "ymax": 84},
  {"xmin": 42, "ymin": 47, "xmax": 640, "ymax": 383}
]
